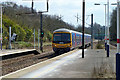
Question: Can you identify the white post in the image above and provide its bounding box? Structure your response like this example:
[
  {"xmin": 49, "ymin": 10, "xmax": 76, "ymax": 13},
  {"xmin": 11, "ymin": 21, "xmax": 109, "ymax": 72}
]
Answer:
[
  {"xmin": 105, "ymin": 4, "xmax": 107, "ymax": 43},
  {"xmin": 38, "ymin": 29, "xmax": 40, "ymax": 49},
  {"xmin": 117, "ymin": 0, "xmax": 120, "ymax": 53},
  {"xmin": 116, "ymin": 1, "xmax": 120, "ymax": 80},
  {"xmin": 106, "ymin": 0, "xmax": 110, "ymax": 57},
  {"xmin": 34, "ymin": 28, "xmax": 35, "ymax": 49},
  {"xmin": 104, "ymin": 4, "xmax": 107, "ymax": 51},
  {"xmin": 9, "ymin": 26, "xmax": 11, "ymax": 49},
  {"xmin": 107, "ymin": 0, "xmax": 109, "ymax": 45},
  {"xmin": 0, "ymin": 6, "xmax": 2, "ymax": 50}
]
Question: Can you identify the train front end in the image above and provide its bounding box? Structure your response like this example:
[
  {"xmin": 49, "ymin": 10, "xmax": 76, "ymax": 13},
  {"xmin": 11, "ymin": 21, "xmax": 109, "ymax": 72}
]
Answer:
[{"xmin": 52, "ymin": 30, "xmax": 72, "ymax": 53}]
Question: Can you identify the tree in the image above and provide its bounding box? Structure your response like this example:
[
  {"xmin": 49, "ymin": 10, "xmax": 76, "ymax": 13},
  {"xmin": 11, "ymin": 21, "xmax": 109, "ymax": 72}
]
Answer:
[{"xmin": 110, "ymin": 8, "xmax": 117, "ymax": 41}]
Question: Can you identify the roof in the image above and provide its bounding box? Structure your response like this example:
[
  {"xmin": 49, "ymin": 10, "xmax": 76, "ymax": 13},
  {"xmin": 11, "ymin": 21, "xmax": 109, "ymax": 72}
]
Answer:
[
  {"xmin": 53, "ymin": 28, "xmax": 91, "ymax": 36},
  {"xmin": 53, "ymin": 28, "xmax": 72, "ymax": 33}
]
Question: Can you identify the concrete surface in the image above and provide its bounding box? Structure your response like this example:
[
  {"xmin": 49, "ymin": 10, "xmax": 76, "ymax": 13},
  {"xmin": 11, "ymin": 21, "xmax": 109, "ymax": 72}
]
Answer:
[
  {"xmin": 1, "ymin": 49, "xmax": 116, "ymax": 78},
  {"xmin": 0, "ymin": 49, "xmax": 36, "ymax": 56}
]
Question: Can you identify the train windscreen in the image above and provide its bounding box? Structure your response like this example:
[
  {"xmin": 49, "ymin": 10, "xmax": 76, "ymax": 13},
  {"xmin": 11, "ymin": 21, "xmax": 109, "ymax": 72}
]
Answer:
[{"xmin": 53, "ymin": 33, "xmax": 71, "ymax": 44}]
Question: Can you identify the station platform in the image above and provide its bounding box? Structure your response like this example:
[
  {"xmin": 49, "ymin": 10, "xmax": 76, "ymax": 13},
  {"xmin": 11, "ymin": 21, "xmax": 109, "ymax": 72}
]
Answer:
[
  {"xmin": 0, "ymin": 49, "xmax": 36, "ymax": 57},
  {"xmin": 1, "ymin": 49, "xmax": 116, "ymax": 79}
]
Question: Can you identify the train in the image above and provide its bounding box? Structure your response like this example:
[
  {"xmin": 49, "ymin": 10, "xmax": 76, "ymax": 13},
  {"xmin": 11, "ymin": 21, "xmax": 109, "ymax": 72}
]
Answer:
[{"xmin": 52, "ymin": 28, "xmax": 91, "ymax": 53}]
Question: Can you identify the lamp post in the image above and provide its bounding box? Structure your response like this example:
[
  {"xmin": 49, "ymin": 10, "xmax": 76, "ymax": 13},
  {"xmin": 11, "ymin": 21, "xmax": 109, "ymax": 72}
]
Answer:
[
  {"xmin": 104, "ymin": 4, "xmax": 107, "ymax": 51},
  {"xmin": 94, "ymin": 3, "xmax": 107, "ymax": 49},
  {"xmin": 117, "ymin": 0, "xmax": 120, "ymax": 54},
  {"xmin": 116, "ymin": 0, "xmax": 120, "ymax": 79},
  {"xmin": 106, "ymin": 0, "xmax": 110, "ymax": 57},
  {"xmin": 94, "ymin": 3, "xmax": 109, "ymax": 57},
  {"xmin": 0, "ymin": 5, "xmax": 2, "ymax": 50},
  {"xmin": 105, "ymin": 1, "xmax": 120, "ymax": 79}
]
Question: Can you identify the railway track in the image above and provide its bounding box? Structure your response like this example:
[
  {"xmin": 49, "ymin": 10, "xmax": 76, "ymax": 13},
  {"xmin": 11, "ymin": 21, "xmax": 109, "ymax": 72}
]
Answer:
[
  {"xmin": 1, "ymin": 44, "xmax": 91, "ymax": 76},
  {"xmin": 1, "ymin": 51, "xmax": 58, "ymax": 76}
]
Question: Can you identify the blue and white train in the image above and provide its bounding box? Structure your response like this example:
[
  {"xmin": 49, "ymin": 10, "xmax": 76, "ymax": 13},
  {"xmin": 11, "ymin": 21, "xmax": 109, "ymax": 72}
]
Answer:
[{"xmin": 52, "ymin": 28, "xmax": 91, "ymax": 53}]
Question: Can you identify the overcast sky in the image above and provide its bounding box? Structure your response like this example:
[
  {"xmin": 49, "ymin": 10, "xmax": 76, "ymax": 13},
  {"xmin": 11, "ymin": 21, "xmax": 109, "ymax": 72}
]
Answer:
[{"xmin": 0, "ymin": 0, "xmax": 117, "ymax": 27}]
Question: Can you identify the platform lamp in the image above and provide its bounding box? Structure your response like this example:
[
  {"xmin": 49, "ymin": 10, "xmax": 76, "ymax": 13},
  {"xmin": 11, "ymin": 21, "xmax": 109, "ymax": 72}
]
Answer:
[
  {"xmin": 110, "ymin": 1, "xmax": 120, "ymax": 79},
  {"xmin": 106, "ymin": 0, "xmax": 110, "ymax": 58},
  {"xmin": 116, "ymin": 0, "xmax": 120, "ymax": 79},
  {"xmin": 94, "ymin": 2, "xmax": 109, "ymax": 57}
]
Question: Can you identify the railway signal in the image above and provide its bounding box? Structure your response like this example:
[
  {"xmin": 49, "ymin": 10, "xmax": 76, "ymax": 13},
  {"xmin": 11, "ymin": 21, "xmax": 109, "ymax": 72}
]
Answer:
[
  {"xmin": 40, "ymin": 13, "xmax": 43, "ymax": 52},
  {"xmin": 16, "ymin": 0, "xmax": 49, "ymax": 52},
  {"xmin": 39, "ymin": 0, "xmax": 49, "ymax": 52},
  {"xmin": 41, "ymin": 31, "xmax": 44, "ymax": 38},
  {"xmin": 30, "ymin": 0, "xmax": 49, "ymax": 52}
]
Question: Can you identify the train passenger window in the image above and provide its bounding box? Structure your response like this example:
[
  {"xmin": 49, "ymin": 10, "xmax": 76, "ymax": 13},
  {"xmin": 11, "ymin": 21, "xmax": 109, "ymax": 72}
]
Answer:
[{"xmin": 53, "ymin": 34, "xmax": 62, "ymax": 41}]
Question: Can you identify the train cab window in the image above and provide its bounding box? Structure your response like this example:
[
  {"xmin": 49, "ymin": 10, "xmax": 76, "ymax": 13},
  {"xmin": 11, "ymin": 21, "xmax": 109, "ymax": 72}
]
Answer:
[
  {"xmin": 53, "ymin": 33, "xmax": 71, "ymax": 43},
  {"xmin": 62, "ymin": 33, "xmax": 70, "ymax": 41},
  {"xmin": 53, "ymin": 34, "xmax": 61, "ymax": 41}
]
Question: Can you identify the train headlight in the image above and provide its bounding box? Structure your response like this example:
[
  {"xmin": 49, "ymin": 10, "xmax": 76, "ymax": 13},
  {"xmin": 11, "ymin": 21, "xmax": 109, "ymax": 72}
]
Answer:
[
  {"xmin": 53, "ymin": 44, "xmax": 56, "ymax": 47},
  {"xmin": 52, "ymin": 44, "xmax": 56, "ymax": 47},
  {"xmin": 68, "ymin": 44, "xmax": 71, "ymax": 47}
]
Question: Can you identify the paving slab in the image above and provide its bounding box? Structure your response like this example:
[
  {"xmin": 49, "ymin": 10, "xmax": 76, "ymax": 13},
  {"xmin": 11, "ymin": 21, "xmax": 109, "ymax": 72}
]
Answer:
[{"xmin": 40, "ymin": 49, "xmax": 116, "ymax": 78}]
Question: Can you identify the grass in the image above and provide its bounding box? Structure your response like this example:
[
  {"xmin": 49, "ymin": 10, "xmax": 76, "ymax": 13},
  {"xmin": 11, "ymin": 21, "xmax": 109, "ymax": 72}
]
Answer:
[
  {"xmin": 15, "ymin": 41, "xmax": 33, "ymax": 49},
  {"xmin": 2, "ymin": 41, "xmax": 52, "ymax": 49},
  {"xmin": 111, "ymin": 41, "xmax": 117, "ymax": 44},
  {"xmin": 96, "ymin": 41, "xmax": 105, "ymax": 49},
  {"xmin": 43, "ymin": 42, "xmax": 52, "ymax": 46},
  {"xmin": 92, "ymin": 61, "xmax": 116, "ymax": 78}
]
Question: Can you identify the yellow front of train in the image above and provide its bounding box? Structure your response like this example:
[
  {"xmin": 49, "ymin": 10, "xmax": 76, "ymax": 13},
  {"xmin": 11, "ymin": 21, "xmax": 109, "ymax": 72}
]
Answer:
[{"xmin": 52, "ymin": 32, "xmax": 72, "ymax": 53}]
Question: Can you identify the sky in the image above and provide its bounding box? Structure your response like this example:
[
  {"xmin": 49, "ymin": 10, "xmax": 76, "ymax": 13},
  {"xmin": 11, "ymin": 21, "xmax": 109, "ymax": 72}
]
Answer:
[{"xmin": 0, "ymin": 0, "xmax": 117, "ymax": 27}]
